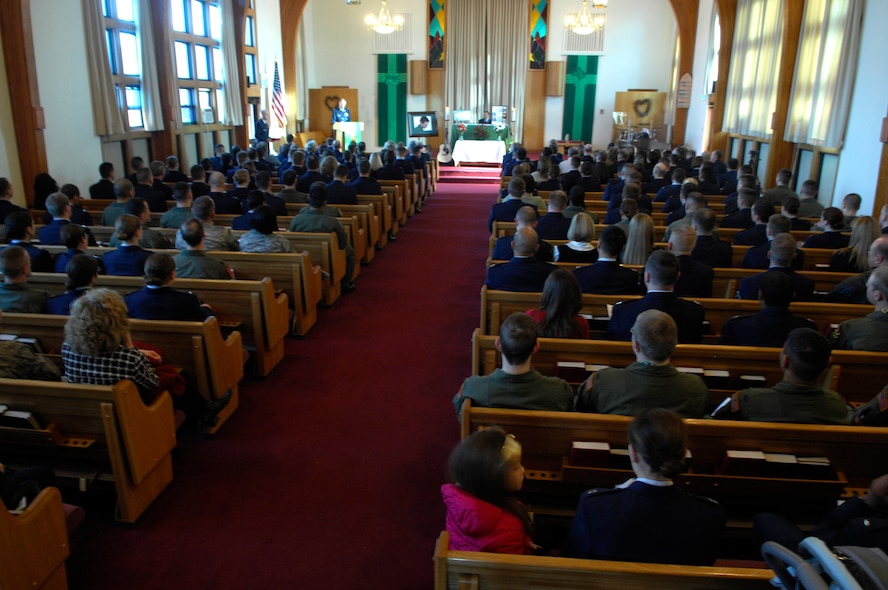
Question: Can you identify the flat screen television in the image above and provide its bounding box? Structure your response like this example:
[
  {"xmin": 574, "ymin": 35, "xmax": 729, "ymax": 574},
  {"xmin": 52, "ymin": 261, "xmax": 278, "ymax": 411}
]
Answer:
[{"xmin": 408, "ymin": 112, "xmax": 438, "ymax": 137}]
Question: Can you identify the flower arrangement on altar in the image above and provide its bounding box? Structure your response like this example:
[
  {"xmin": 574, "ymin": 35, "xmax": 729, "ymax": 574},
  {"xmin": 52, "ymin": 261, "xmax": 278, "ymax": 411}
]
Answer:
[{"xmin": 456, "ymin": 123, "xmax": 467, "ymax": 139}]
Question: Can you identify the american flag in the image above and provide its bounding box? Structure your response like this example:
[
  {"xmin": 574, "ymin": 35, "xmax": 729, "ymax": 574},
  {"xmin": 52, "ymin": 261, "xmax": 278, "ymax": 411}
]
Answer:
[{"xmin": 271, "ymin": 61, "xmax": 286, "ymax": 139}]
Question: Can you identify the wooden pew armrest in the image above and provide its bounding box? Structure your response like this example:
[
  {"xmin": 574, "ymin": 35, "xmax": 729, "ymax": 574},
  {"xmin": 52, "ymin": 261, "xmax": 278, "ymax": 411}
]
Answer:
[
  {"xmin": 0, "ymin": 487, "xmax": 70, "ymax": 590},
  {"xmin": 111, "ymin": 380, "xmax": 177, "ymax": 486}
]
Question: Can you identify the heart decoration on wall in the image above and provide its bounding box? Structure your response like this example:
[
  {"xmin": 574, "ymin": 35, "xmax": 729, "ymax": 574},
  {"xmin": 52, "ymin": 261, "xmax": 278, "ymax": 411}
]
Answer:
[
  {"xmin": 633, "ymin": 98, "xmax": 652, "ymax": 119},
  {"xmin": 324, "ymin": 96, "xmax": 341, "ymax": 112}
]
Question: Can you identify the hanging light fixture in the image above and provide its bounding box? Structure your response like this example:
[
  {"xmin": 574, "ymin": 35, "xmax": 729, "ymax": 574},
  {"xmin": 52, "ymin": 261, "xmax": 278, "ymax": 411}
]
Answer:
[
  {"xmin": 565, "ymin": 0, "xmax": 607, "ymax": 35},
  {"xmin": 365, "ymin": 0, "xmax": 404, "ymax": 34}
]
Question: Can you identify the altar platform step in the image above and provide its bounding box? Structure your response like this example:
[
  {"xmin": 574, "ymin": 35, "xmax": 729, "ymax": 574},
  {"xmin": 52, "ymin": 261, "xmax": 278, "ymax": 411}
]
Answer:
[{"xmin": 438, "ymin": 165, "xmax": 502, "ymax": 184}]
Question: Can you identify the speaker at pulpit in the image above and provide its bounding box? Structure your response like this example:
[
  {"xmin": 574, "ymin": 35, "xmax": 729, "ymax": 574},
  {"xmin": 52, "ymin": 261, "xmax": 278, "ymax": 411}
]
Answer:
[{"xmin": 333, "ymin": 122, "xmax": 364, "ymax": 147}]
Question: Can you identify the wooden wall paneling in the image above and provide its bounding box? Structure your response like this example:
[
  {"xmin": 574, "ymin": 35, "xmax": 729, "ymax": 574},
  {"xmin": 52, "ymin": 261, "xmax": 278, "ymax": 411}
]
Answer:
[
  {"xmin": 524, "ymin": 70, "xmax": 546, "ymax": 151},
  {"xmin": 427, "ymin": 68, "xmax": 445, "ymax": 147},
  {"xmin": 280, "ymin": 0, "xmax": 309, "ymax": 138},
  {"xmin": 711, "ymin": 0, "xmax": 736, "ymax": 154},
  {"xmin": 546, "ymin": 61, "xmax": 564, "ymax": 97},
  {"xmin": 410, "ymin": 60, "xmax": 427, "ymax": 95},
  {"xmin": 668, "ymin": 0, "xmax": 699, "ymax": 147},
  {"xmin": 0, "ymin": 0, "xmax": 47, "ymax": 205},
  {"xmin": 763, "ymin": 0, "xmax": 803, "ymax": 189}
]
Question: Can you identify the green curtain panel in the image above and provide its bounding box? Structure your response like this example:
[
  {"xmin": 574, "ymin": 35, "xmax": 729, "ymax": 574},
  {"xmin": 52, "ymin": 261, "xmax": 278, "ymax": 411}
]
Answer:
[
  {"xmin": 561, "ymin": 55, "xmax": 598, "ymax": 141},
  {"xmin": 377, "ymin": 54, "xmax": 408, "ymax": 145}
]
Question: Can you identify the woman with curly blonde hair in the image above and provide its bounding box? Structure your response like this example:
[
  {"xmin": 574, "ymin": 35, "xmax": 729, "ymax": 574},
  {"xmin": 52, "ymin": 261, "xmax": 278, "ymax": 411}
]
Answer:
[
  {"xmin": 623, "ymin": 213, "xmax": 654, "ymax": 265},
  {"xmin": 62, "ymin": 288, "xmax": 159, "ymax": 402}
]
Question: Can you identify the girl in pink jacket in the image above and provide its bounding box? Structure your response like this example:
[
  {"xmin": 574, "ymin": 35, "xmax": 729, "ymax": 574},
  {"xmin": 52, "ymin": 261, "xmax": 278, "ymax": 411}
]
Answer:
[{"xmin": 441, "ymin": 428, "xmax": 534, "ymax": 554}]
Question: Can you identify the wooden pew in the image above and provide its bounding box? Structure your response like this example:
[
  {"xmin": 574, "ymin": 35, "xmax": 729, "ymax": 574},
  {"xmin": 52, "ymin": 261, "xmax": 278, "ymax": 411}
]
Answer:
[
  {"xmin": 433, "ymin": 531, "xmax": 773, "ymax": 590},
  {"xmin": 378, "ymin": 180, "xmax": 408, "ymax": 227},
  {"xmin": 460, "ymin": 403, "xmax": 888, "ymax": 519},
  {"xmin": 0, "ymin": 487, "xmax": 71, "ymax": 590},
  {"xmin": 139, "ymin": 227, "xmax": 349, "ymax": 305},
  {"xmin": 471, "ymin": 328, "xmax": 884, "ymax": 404},
  {"xmin": 0, "ymin": 313, "xmax": 243, "ymax": 435},
  {"xmin": 28, "ymin": 273, "xmax": 288, "ymax": 378},
  {"xmin": 34, "ymin": 245, "xmax": 322, "ymax": 337},
  {"xmin": 0, "ymin": 378, "xmax": 176, "ymax": 523},
  {"xmin": 479, "ymin": 288, "xmax": 871, "ymax": 338}
]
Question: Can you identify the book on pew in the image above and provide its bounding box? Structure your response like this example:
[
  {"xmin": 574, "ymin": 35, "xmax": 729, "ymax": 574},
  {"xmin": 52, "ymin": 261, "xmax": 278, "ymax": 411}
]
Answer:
[
  {"xmin": 570, "ymin": 441, "xmax": 610, "ymax": 468},
  {"xmin": 0, "ymin": 333, "xmax": 18, "ymax": 342},
  {"xmin": 763, "ymin": 453, "xmax": 798, "ymax": 478},
  {"xmin": 0, "ymin": 410, "xmax": 43, "ymax": 430},
  {"xmin": 721, "ymin": 450, "xmax": 767, "ymax": 477},
  {"xmin": 703, "ymin": 370, "xmax": 731, "ymax": 390},
  {"xmin": 15, "ymin": 337, "xmax": 43, "ymax": 354},
  {"xmin": 608, "ymin": 448, "xmax": 632, "ymax": 470},
  {"xmin": 676, "ymin": 367, "xmax": 704, "ymax": 378},
  {"xmin": 584, "ymin": 364, "xmax": 610, "ymax": 373},
  {"xmin": 795, "ymin": 457, "xmax": 835, "ymax": 480},
  {"xmin": 738, "ymin": 375, "xmax": 767, "ymax": 388},
  {"xmin": 556, "ymin": 361, "xmax": 588, "ymax": 384}
]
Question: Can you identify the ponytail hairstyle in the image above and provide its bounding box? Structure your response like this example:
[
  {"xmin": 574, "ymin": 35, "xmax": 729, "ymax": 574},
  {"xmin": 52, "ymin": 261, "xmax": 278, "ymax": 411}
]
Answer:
[
  {"xmin": 628, "ymin": 409, "xmax": 688, "ymax": 479},
  {"xmin": 449, "ymin": 427, "xmax": 532, "ymax": 535}
]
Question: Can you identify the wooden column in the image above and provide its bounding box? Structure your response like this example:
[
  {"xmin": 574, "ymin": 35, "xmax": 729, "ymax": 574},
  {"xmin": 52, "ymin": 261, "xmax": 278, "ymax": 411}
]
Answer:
[
  {"xmin": 876, "ymin": 140, "xmax": 888, "ymax": 215},
  {"xmin": 0, "ymin": 0, "xmax": 46, "ymax": 205},
  {"xmin": 668, "ymin": 0, "xmax": 699, "ymax": 147},
  {"xmin": 280, "ymin": 0, "xmax": 309, "ymax": 138},
  {"xmin": 710, "ymin": 0, "xmax": 737, "ymax": 155},
  {"xmin": 763, "ymin": 0, "xmax": 803, "ymax": 189},
  {"xmin": 232, "ymin": 0, "xmax": 249, "ymax": 148},
  {"xmin": 149, "ymin": 4, "xmax": 175, "ymax": 160}
]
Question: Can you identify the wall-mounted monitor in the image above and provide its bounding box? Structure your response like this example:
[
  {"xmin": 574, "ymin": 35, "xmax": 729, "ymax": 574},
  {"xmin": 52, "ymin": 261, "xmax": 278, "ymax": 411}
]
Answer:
[
  {"xmin": 452, "ymin": 110, "xmax": 473, "ymax": 124},
  {"xmin": 407, "ymin": 112, "xmax": 438, "ymax": 137}
]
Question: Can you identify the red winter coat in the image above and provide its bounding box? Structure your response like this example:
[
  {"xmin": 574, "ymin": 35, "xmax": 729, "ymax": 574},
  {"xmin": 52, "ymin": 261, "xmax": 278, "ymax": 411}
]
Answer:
[{"xmin": 441, "ymin": 483, "xmax": 532, "ymax": 554}]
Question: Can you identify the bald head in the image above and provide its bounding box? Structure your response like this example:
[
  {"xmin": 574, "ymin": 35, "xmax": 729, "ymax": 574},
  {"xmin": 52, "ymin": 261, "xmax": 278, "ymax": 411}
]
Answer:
[
  {"xmin": 512, "ymin": 227, "xmax": 539, "ymax": 257},
  {"xmin": 514, "ymin": 206, "xmax": 538, "ymax": 228},
  {"xmin": 869, "ymin": 236, "xmax": 888, "ymax": 269},
  {"xmin": 208, "ymin": 171, "xmax": 226, "ymax": 190}
]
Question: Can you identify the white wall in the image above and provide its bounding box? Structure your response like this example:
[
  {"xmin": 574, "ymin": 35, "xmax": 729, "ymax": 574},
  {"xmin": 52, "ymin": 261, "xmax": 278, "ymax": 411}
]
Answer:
[
  {"xmin": 30, "ymin": 1, "xmax": 103, "ymax": 196},
  {"xmin": 832, "ymin": 0, "xmax": 888, "ymax": 214},
  {"xmin": 255, "ymin": 0, "xmax": 283, "ymax": 115},
  {"xmin": 0, "ymin": 27, "xmax": 25, "ymax": 205},
  {"xmin": 543, "ymin": 0, "xmax": 677, "ymax": 149},
  {"xmin": 303, "ymin": 0, "xmax": 428, "ymax": 148},
  {"xmin": 684, "ymin": 0, "xmax": 715, "ymax": 153}
]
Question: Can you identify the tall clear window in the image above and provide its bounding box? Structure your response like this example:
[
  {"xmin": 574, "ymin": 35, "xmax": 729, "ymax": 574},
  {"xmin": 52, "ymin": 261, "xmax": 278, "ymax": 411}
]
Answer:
[
  {"xmin": 104, "ymin": 0, "xmax": 143, "ymax": 130},
  {"xmin": 170, "ymin": 0, "xmax": 224, "ymax": 125}
]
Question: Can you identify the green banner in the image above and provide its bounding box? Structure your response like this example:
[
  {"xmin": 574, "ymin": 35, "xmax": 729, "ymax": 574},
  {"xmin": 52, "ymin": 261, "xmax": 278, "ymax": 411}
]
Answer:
[
  {"xmin": 377, "ymin": 54, "xmax": 407, "ymax": 145},
  {"xmin": 562, "ymin": 55, "xmax": 598, "ymax": 142}
]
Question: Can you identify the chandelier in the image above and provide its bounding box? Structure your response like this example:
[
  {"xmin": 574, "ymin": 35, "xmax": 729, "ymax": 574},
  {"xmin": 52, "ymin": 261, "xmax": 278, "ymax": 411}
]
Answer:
[
  {"xmin": 565, "ymin": 0, "xmax": 607, "ymax": 35},
  {"xmin": 365, "ymin": 0, "xmax": 404, "ymax": 35}
]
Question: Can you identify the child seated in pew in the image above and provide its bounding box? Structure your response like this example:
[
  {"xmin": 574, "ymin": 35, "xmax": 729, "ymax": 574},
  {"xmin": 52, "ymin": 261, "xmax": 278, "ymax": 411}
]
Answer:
[
  {"xmin": 525, "ymin": 269, "xmax": 589, "ymax": 339},
  {"xmin": 441, "ymin": 427, "xmax": 535, "ymax": 554},
  {"xmin": 564, "ymin": 409, "xmax": 726, "ymax": 565}
]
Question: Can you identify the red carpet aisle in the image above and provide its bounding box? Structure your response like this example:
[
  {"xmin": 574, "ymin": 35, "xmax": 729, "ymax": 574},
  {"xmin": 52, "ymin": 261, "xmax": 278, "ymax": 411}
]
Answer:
[{"xmin": 66, "ymin": 179, "xmax": 496, "ymax": 590}]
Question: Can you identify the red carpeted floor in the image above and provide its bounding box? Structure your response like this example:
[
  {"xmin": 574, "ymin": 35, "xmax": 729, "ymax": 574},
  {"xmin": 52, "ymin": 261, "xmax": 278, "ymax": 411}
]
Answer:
[{"xmin": 65, "ymin": 178, "xmax": 497, "ymax": 589}]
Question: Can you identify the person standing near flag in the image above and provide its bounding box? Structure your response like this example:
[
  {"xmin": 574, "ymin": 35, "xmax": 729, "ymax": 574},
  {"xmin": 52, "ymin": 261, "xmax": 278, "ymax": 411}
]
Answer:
[{"xmin": 255, "ymin": 110, "xmax": 269, "ymax": 144}]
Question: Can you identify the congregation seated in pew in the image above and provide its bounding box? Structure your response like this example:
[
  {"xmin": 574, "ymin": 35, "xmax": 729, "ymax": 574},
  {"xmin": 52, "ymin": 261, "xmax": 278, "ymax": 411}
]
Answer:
[
  {"xmin": 736, "ymin": 234, "xmax": 815, "ymax": 301},
  {"xmin": 0, "ymin": 246, "xmax": 48, "ymax": 313},
  {"xmin": 564, "ymin": 409, "xmax": 726, "ymax": 565},
  {"xmin": 525, "ymin": 269, "xmax": 589, "ymax": 339},
  {"xmin": 47, "ymin": 255, "xmax": 99, "ymax": 315},
  {"xmin": 103, "ymin": 214, "xmax": 153, "ymax": 276},
  {"xmin": 717, "ymin": 328, "xmax": 849, "ymax": 424},
  {"xmin": 577, "ymin": 310, "xmax": 709, "ymax": 418},
  {"xmin": 573, "ymin": 226, "xmax": 640, "ymax": 295},
  {"xmin": 491, "ymin": 206, "xmax": 554, "ymax": 263},
  {"xmin": 720, "ymin": 271, "xmax": 816, "ymax": 347},
  {"xmin": 238, "ymin": 206, "xmax": 295, "ymax": 253},
  {"xmin": 739, "ymin": 214, "xmax": 805, "ymax": 270},
  {"xmin": 5, "ymin": 210, "xmax": 53, "ymax": 272},
  {"xmin": 174, "ymin": 196, "xmax": 239, "ymax": 252},
  {"xmin": 831, "ymin": 266, "xmax": 888, "ymax": 352},
  {"xmin": 453, "ymin": 313, "xmax": 572, "ymax": 417},
  {"xmin": 803, "ymin": 207, "xmax": 849, "ymax": 249},
  {"xmin": 441, "ymin": 427, "xmax": 534, "ymax": 554},
  {"xmin": 606, "ymin": 250, "xmax": 705, "ymax": 343},
  {"xmin": 829, "ymin": 215, "xmax": 880, "ymax": 273},
  {"xmin": 160, "ymin": 182, "xmax": 195, "ymax": 229},
  {"xmin": 825, "ymin": 235, "xmax": 888, "ymax": 304},
  {"xmin": 486, "ymin": 227, "xmax": 556, "ymax": 292},
  {"xmin": 553, "ymin": 212, "xmax": 598, "ymax": 264},
  {"xmin": 109, "ymin": 197, "xmax": 172, "ymax": 249},
  {"xmin": 125, "ymin": 253, "xmax": 214, "ymax": 322},
  {"xmin": 667, "ymin": 224, "xmax": 713, "ymax": 299},
  {"xmin": 174, "ymin": 218, "xmax": 235, "ymax": 279}
]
